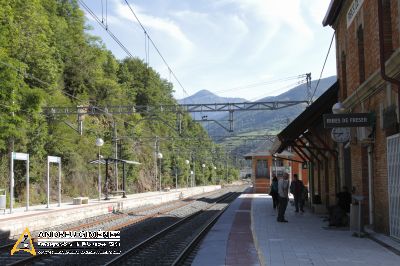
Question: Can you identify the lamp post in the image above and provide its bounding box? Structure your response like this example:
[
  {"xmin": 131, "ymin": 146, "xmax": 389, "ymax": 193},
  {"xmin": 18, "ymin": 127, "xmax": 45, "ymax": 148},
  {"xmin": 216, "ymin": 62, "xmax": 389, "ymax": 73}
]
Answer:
[
  {"xmin": 202, "ymin": 163, "xmax": 206, "ymax": 184},
  {"xmin": 213, "ymin": 166, "xmax": 216, "ymax": 184},
  {"xmin": 157, "ymin": 152, "xmax": 163, "ymax": 191},
  {"xmin": 185, "ymin": 159, "xmax": 190, "ymax": 188},
  {"xmin": 95, "ymin": 138, "xmax": 104, "ymax": 201}
]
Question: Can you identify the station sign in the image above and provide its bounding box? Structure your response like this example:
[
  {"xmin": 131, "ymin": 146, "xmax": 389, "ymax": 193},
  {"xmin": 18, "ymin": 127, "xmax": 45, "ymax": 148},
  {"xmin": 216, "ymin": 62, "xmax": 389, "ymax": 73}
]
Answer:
[
  {"xmin": 323, "ymin": 113, "xmax": 373, "ymax": 128},
  {"xmin": 48, "ymin": 156, "xmax": 61, "ymax": 163},
  {"xmin": 347, "ymin": 0, "xmax": 364, "ymax": 28},
  {"xmin": 12, "ymin": 152, "xmax": 29, "ymax": 161}
]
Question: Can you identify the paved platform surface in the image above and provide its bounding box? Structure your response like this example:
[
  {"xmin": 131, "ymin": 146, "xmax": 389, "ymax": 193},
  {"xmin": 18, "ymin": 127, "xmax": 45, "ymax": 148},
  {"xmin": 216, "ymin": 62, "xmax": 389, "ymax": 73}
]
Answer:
[
  {"xmin": 252, "ymin": 194, "xmax": 400, "ymax": 266},
  {"xmin": 192, "ymin": 193, "xmax": 259, "ymax": 266},
  {"xmin": 193, "ymin": 193, "xmax": 400, "ymax": 266}
]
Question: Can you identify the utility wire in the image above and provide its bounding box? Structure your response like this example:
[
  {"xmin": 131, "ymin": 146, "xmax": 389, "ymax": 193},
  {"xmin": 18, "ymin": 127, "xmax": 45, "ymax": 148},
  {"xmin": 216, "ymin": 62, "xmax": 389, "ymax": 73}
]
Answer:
[
  {"xmin": 122, "ymin": 0, "xmax": 193, "ymax": 102},
  {"xmin": 248, "ymin": 80, "xmax": 306, "ymax": 102},
  {"xmin": 78, "ymin": 0, "xmax": 133, "ymax": 58},
  {"xmin": 310, "ymin": 32, "xmax": 335, "ymax": 100},
  {"xmin": 180, "ymin": 74, "xmax": 307, "ymax": 103},
  {"xmin": 0, "ymin": 59, "xmax": 83, "ymax": 102}
]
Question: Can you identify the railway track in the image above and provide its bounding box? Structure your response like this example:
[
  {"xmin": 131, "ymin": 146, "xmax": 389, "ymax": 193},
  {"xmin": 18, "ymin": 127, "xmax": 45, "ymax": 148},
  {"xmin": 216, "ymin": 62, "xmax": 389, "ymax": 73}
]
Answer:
[
  {"xmin": 0, "ymin": 186, "xmax": 245, "ymax": 265},
  {"xmin": 104, "ymin": 191, "xmax": 240, "ymax": 266}
]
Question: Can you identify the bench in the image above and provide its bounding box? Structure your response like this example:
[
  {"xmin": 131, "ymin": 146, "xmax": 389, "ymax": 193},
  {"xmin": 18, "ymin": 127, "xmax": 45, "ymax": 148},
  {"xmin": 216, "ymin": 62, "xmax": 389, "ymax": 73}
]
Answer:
[
  {"xmin": 110, "ymin": 190, "xmax": 126, "ymax": 198},
  {"xmin": 73, "ymin": 197, "xmax": 89, "ymax": 205}
]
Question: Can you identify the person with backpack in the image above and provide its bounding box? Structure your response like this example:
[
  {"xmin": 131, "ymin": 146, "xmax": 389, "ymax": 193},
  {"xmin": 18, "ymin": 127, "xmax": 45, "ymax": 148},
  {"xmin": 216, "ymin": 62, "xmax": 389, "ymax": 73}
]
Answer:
[
  {"xmin": 269, "ymin": 176, "xmax": 279, "ymax": 209},
  {"xmin": 277, "ymin": 173, "xmax": 290, "ymax": 222},
  {"xmin": 290, "ymin": 174, "xmax": 305, "ymax": 212}
]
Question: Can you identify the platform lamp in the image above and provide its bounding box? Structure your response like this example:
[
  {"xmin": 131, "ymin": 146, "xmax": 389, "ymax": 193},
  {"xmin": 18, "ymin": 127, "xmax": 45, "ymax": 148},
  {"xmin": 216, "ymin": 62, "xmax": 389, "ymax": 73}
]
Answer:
[
  {"xmin": 157, "ymin": 152, "xmax": 163, "ymax": 191},
  {"xmin": 95, "ymin": 138, "xmax": 104, "ymax": 201},
  {"xmin": 332, "ymin": 101, "xmax": 346, "ymax": 114},
  {"xmin": 185, "ymin": 159, "xmax": 190, "ymax": 188}
]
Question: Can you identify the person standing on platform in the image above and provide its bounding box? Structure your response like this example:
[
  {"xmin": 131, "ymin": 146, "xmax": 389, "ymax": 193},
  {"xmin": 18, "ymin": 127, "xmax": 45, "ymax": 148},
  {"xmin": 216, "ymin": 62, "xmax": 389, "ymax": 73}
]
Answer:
[
  {"xmin": 269, "ymin": 176, "xmax": 279, "ymax": 210},
  {"xmin": 290, "ymin": 174, "xmax": 305, "ymax": 212},
  {"xmin": 277, "ymin": 173, "xmax": 289, "ymax": 222}
]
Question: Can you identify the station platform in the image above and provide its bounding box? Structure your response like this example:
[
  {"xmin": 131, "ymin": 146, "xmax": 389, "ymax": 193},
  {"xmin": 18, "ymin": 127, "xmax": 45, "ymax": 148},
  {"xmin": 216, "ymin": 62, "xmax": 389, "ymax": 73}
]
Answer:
[
  {"xmin": 193, "ymin": 193, "xmax": 400, "ymax": 266},
  {"xmin": 0, "ymin": 185, "xmax": 220, "ymax": 239}
]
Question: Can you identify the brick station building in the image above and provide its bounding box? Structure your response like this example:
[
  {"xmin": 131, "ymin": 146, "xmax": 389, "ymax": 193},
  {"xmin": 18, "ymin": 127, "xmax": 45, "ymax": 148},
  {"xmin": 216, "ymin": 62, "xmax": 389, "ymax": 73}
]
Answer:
[
  {"xmin": 324, "ymin": 0, "xmax": 400, "ymax": 238},
  {"xmin": 273, "ymin": 0, "xmax": 400, "ymax": 239}
]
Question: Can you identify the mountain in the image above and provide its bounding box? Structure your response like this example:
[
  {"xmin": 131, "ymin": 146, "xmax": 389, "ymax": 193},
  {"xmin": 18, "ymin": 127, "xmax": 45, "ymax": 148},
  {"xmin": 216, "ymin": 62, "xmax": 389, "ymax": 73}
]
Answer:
[
  {"xmin": 178, "ymin": 89, "xmax": 247, "ymax": 120},
  {"xmin": 190, "ymin": 76, "xmax": 337, "ymax": 155},
  {"xmin": 178, "ymin": 89, "xmax": 247, "ymax": 104}
]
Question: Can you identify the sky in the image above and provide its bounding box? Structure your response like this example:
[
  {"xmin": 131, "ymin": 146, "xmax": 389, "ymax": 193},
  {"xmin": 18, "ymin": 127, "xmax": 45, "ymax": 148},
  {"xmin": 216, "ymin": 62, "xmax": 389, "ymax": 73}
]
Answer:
[{"xmin": 80, "ymin": 0, "xmax": 336, "ymax": 101}]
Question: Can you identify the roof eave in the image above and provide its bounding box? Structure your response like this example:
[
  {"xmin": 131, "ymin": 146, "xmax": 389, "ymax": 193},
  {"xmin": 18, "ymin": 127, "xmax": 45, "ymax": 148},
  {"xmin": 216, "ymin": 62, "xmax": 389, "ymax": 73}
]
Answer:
[{"xmin": 322, "ymin": 0, "xmax": 343, "ymax": 27}]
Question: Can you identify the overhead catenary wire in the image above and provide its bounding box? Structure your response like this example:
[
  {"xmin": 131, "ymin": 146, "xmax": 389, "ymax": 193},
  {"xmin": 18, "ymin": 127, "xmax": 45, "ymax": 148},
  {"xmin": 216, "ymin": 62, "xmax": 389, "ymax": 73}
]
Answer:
[
  {"xmin": 1, "ymin": 57, "xmax": 207, "ymax": 148},
  {"xmin": 310, "ymin": 32, "xmax": 335, "ymax": 101},
  {"xmin": 122, "ymin": 0, "xmax": 193, "ymax": 103},
  {"xmin": 213, "ymin": 74, "xmax": 305, "ymax": 95},
  {"xmin": 247, "ymin": 80, "xmax": 306, "ymax": 102},
  {"xmin": 180, "ymin": 74, "xmax": 306, "ymax": 103},
  {"xmin": 78, "ymin": 0, "xmax": 133, "ymax": 58},
  {"xmin": 3, "ymin": 4, "xmax": 233, "ymax": 157}
]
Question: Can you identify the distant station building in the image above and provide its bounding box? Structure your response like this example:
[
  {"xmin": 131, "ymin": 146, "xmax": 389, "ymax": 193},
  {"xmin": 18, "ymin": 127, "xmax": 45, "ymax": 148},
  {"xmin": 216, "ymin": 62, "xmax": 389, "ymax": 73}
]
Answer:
[
  {"xmin": 272, "ymin": 0, "xmax": 400, "ymax": 239},
  {"xmin": 244, "ymin": 148, "xmax": 308, "ymax": 193}
]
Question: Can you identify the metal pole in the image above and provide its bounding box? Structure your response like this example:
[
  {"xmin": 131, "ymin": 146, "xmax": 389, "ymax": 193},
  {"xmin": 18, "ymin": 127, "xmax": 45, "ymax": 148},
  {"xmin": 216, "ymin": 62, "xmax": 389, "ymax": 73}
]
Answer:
[
  {"xmin": 358, "ymin": 199, "xmax": 362, "ymax": 237},
  {"xmin": 186, "ymin": 159, "xmax": 189, "ymax": 188},
  {"xmin": 10, "ymin": 152, "xmax": 13, "ymax": 213},
  {"xmin": 193, "ymin": 161, "xmax": 196, "ymax": 187},
  {"xmin": 47, "ymin": 159, "xmax": 50, "ymax": 208},
  {"xmin": 98, "ymin": 146, "xmax": 101, "ymax": 201},
  {"xmin": 159, "ymin": 158, "xmax": 162, "ymax": 191},
  {"xmin": 154, "ymin": 137, "xmax": 158, "ymax": 191},
  {"xmin": 175, "ymin": 166, "xmax": 178, "ymax": 189},
  {"xmin": 122, "ymin": 163, "xmax": 126, "ymax": 198},
  {"xmin": 225, "ymin": 153, "xmax": 228, "ymax": 182},
  {"xmin": 58, "ymin": 160, "xmax": 61, "ymax": 207},
  {"xmin": 105, "ymin": 159, "xmax": 109, "ymax": 200},
  {"xmin": 113, "ymin": 121, "xmax": 118, "ymax": 191},
  {"xmin": 26, "ymin": 155, "xmax": 29, "ymax": 211},
  {"xmin": 368, "ymin": 145, "xmax": 374, "ymax": 225}
]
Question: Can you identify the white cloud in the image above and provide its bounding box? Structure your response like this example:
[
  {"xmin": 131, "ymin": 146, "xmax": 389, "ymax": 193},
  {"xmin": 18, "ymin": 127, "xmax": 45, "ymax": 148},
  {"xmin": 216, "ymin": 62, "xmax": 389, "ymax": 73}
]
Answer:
[
  {"xmin": 302, "ymin": 0, "xmax": 332, "ymax": 25},
  {"xmin": 114, "ymin": 1, "xmax": 194, "ymax": 54},
  {"xmin": 82, "ymin": 0, "xmax": 336, "ymax": 100}
]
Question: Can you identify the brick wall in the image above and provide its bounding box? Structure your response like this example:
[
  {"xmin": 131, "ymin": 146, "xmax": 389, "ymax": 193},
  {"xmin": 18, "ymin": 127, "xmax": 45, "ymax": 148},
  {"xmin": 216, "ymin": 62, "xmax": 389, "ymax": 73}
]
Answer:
[
  {"xmin": 371, "ymin": 90, "xmax": 390, "ymax": 233},
  {"xmin": 330, "ymin": 0, "xmax": 399, "ymax": 234}
]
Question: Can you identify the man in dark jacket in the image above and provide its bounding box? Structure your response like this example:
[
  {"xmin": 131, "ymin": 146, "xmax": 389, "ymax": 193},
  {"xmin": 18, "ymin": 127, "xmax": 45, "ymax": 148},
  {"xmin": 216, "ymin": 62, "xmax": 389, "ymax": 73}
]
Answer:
[{"xmin": 290, "ymin": 174, "xmax": 305, "ymax": 212}]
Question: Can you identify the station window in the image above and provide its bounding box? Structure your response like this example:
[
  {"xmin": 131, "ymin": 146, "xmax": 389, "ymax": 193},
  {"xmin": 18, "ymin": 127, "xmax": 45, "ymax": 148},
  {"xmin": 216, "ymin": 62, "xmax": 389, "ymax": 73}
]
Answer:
[
  {"xmin": 357, "ymin": 25, "xmax": 365, "ymax": 84},
  {"xmin": 382, "ymin": 0, "xmax": 393, "ymax": 60},
  {"xmin": 256, "ymin": 160, "xmax": 268, "ymax": 178}
]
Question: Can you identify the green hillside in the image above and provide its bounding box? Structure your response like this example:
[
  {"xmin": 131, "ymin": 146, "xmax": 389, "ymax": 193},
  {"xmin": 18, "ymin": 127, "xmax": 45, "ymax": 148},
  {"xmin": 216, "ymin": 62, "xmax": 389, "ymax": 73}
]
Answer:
[{"xmin": 0, "ymin": 0, "xmax": 237, "ymax": 206}]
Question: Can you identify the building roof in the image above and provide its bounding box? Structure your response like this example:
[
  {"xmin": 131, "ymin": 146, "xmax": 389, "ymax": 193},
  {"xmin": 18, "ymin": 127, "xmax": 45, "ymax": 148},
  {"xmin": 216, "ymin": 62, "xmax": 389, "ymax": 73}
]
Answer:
[
  {"xmin": 323, "ymin": 0, "xmax": 344, "ymax": 27},
  {"xmin": 244, "ymin": 150, "xmax": 293, "ymax": 159},
  {"xmin": 272, "ymin": 81, "xmax": 338, "ymax": 153},
  {"xmin": 89, "ymin": 158, "xmax": 141, "ymax": 165}
]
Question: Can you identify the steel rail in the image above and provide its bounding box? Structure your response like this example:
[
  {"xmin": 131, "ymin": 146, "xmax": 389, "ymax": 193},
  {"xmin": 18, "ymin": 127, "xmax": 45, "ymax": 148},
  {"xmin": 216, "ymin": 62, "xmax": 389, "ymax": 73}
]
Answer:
[
  {"xmin": 104, "ymin": 192, "xmax": 237, "ymax": 266},
  {"xmin": 171, "ymin": 196, "xmax": 233, "ymax": 265},
  {"xmin": 1, "ymin": 189, "xmax": 226, "ymax": 266}
]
